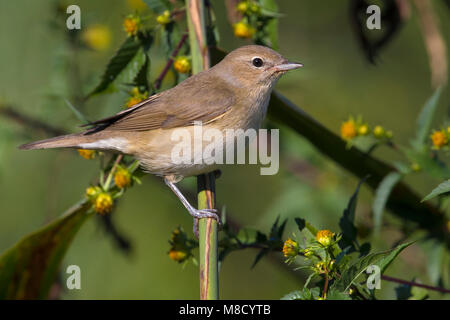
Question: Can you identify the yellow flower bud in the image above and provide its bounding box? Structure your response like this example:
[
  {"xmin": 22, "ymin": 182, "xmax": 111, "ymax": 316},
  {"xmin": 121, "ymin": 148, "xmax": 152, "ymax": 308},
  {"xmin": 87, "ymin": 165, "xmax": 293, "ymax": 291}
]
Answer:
[
  {"xmin": 233, "ymin": 21, "xmax": 254, "ymax": 39},
  {"xmin": 168, "ymin": 248, "xmax": 188, "ymax": 262},
  {"xmin": 316, "ymin": 230, "xmax": 334, "ymax": 246},
  {"xmin": 410, "ymin": 162, "xmax": 421, "ymax": 172},
  {"xmin": 114, "ymin": 167, "xmax": 131, "ymax": 189},
  {"xmin": 314, "ymin": 261, "xmax": 327, "ymax": 274},
  {"xmin": 173, "ymin": 56, "xmax": 191, "ymax": 74},
  {"xmin": 81, "ymin": 25, "xmax": 111, "ymax": 51},
  {"xmin": 94, "ymin": 192, "xmax": 114, "ymax": 215},
  {"xmin": 357, "ymin": 124, "xmax": 369, "ymax": 136},
  {"xmin": 123, "ymin": 15, "xmax": 140, "ymax": 36},
  {"xmin": 303, "ymin": 248, "xmax": 314, "ymax": 257},
  {"xmin": 85, "ymin": 186, "xmax": 101, "ymax": 198},
  {"xmin": 249, "ymin": 3, "xmax": 261, "ymax": 14},
  {"xmin": 373, "ymin": 125, "xmax": 385, "ymax": 138},
  {"xmin": 77, "ymin": 149, "xmax": 95, "ymax": 160},
  {"xmin": 156, "ymin": 10, "xmax": 171, "ymax": 25},
  {"xmin": 431, "ymin": 130, "xmax": 448, "ymax": 149},
  {"xmin": 340, "ymin": 120, "xmax": 357, "ymax": 140},
  {"xmin": 236, "ymin": 1, "xmax": 249, "ymax": 13}
]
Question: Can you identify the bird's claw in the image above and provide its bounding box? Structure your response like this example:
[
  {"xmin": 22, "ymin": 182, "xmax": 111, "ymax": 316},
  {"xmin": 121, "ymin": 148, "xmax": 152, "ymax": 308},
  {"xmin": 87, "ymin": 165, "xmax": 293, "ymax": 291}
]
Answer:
[{"xmin": 191, "ymin": 208, "xmax": 222, "ymax": 238}]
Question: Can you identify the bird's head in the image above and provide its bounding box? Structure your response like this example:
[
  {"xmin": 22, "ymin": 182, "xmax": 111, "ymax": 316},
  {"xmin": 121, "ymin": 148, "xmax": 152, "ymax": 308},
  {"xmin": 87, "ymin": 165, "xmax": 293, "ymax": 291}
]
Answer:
[{"xmin": 214, "ymin": 45, "xmax": 303, "ymax": 88}]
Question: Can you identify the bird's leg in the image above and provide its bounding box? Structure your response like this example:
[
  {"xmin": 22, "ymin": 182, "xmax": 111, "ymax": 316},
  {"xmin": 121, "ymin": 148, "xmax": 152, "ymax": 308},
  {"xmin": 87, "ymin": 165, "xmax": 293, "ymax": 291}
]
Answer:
[{"xmin": 164, "ymin": 177, "xmax": 221, "ymax": 236}]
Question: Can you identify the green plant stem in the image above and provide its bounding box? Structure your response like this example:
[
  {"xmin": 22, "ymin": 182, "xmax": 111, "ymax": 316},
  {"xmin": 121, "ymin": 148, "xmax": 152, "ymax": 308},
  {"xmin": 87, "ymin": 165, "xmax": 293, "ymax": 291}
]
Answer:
[{"xmin": 187, "ymin": 0, "xmax": 218, "ymax": 300}]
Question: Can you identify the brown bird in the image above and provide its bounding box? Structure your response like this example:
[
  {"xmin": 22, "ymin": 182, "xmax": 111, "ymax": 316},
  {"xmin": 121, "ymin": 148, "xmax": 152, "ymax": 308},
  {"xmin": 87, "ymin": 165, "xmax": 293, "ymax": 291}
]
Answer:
[{"xmin": 20, "ymin": 45, "xmax": 302, "ymax": 226}]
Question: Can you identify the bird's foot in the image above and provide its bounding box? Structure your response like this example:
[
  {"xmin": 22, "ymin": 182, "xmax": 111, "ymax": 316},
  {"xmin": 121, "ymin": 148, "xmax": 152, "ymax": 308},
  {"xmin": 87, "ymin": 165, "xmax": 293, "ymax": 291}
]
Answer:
[{"xmin": 190, "ymin": 208, "xmax": 221, "ymax": 238}]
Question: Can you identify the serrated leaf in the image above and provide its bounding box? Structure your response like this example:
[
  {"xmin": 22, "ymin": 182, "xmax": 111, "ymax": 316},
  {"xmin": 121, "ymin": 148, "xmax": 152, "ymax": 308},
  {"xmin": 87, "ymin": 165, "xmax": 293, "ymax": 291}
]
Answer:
[
  {"xmin": 339, "ymin": 177, "xmax": 367, "ymax": 250},
  {"xmin": 410, "ymin": 87, "xmax": 443, "ymax": 151},
  {"xmin": 332, "ymin": 241, "xmax": 413, "ymax": 292},
  {"xmin": 0, "ymin": 201, "xmax": 92, "ymax": 299},
  {"xmin": 87, "ymin": 37, "xmax": 145, "ymax": 97},
  {"xmin": 251, "ymin": 248, "xmax": 268, "ymax": 269},
  {"xmin": 422, "ymin": 180, "xmax": 450, "ymax": 202},
  {"xmin": 372, "ymin": 172, "xmax": 402, "ymax": 233}
]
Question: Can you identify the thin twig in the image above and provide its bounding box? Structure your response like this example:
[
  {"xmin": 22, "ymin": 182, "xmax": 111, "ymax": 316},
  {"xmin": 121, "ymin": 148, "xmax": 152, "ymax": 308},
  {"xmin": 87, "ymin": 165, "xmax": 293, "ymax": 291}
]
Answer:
[
  {"xmin": 0, "ymin": 105, "xmax": 67, "ymax": 136},
  {"xmin": 154, "ymin": 33, "xmax": 189, "ymax": 90},
  {"xmin": 381, "ymin": 275, "xmax": 450, "ymax": 294}
]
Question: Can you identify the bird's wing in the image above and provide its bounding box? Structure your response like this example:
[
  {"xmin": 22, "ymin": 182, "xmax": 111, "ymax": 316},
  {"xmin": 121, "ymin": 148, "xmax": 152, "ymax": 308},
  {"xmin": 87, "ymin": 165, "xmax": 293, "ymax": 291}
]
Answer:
[{"xmin": 86, "ymin": 74, "xmax": 235, "ymax": 132}]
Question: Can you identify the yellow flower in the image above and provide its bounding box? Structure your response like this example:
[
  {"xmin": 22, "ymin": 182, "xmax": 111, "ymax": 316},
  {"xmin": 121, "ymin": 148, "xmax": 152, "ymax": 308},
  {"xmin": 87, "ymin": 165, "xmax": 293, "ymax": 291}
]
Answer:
[
  {"xmin": 114, "ymin": 167, "xmax": 131, "ymax": 189},
  {"xmin": 94, "ymin": 192, "xmax": 114, "ymax": 215},
  {"xmin": 156, "ymin": 10, "xmax": 171, "ymax": 25},
  {"xmin": 233, "ymin": 21, "xmax": 255, "ymax": 39},
  {"xmin": 373, "ymin": 125, "xmax": 385, "ymax": 138},
  {"xmin": 123, "ymin": 15, "xmax": 140, "ymax": 36},
  {"xmin": 173, "ymin": 56, "xmax": 191, "ymax": 74},
  {"xmin": 357, "ymin": 124, "xmax": 369, "ymax": 136},
  {"xmin": 81, "ymin": 24, "xmax": 111, "ymax": 51},
  {"xmin": 316, "ymin": 230, "xmax": 334, "ymax": 246},
  {"xmin": 168, "ymin": 249, "xmax": 188, "ymax": 262},
  {"xmin": 340, "ymin": 120, "xmax": 357, "ymax": 140},
  {"xmin": 431, "ymin": 130, "xmax": 448, "ymax": 149},
  {"xmin": 282, "ymin": 238, "xmax": 299, "ymax": 257},
  {"xmin": 236, "ymin": 1, "xmax": 249, "ymax": 13},
  {"xmin": 77, "ymin": 149, "xmax": 95, "ymax": 160}
]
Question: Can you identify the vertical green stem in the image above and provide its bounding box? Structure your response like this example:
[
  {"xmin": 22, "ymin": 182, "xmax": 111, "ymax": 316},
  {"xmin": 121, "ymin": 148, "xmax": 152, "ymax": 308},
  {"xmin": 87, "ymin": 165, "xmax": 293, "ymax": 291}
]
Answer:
[{"xmin": 186, "ymin": 0, "xmax": 218, "ymax": 300}]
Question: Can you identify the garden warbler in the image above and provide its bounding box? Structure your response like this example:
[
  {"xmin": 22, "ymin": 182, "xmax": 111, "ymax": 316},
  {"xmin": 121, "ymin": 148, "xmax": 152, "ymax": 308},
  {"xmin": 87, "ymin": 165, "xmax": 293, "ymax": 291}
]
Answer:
[{"xmin": 20, "ymin": 45, "xmax": 302, "ymax": 224}]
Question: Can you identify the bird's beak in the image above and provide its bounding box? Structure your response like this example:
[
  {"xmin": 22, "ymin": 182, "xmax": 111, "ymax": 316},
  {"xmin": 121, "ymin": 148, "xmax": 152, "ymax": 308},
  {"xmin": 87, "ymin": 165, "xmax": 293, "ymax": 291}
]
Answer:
[{"xmin": 273, "ymin": 62, "xmax": 303, "ymax": 72}]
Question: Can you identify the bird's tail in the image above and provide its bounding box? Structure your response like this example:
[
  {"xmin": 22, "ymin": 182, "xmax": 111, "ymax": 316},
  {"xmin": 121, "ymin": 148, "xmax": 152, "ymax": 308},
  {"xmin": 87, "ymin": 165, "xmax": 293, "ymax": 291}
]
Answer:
[{"xmin": 19, "ymin": 133, "xmax": 89, "ymax": 150}]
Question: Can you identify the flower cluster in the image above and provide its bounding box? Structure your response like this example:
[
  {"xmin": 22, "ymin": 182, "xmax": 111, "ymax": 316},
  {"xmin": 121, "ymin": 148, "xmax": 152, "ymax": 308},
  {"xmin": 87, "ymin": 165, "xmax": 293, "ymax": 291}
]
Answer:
[
  {"xmin": 85, "ymin": 186, "xmax": 114, "ymax": 215},
  {"xmin": 232, "ymin": 0, "xmax": 277, "ymax": 42},
  {"xmin": 167, "ymin": 227, "xmax": 196, "ymax": 264},
  {"xmin": 340, "ymin": 116, "xmax": 392, "ymax": 141}
]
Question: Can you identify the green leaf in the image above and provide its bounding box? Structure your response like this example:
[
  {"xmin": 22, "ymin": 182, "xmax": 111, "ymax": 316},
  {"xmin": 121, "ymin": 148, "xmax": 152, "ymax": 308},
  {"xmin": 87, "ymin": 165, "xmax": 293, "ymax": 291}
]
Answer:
[
  {"xmin": 327, "ymin": 289, "xmax": 352, "ymax": 300},
  {"xmin": 372, "ymin": 172, "xmax": 402, "ymax": 233},
  {"xmin": 259, "ymin": 0, "xmax": 279, "ymax": 49},
  {"xmin": 339, "ymin": 177, "xmax": 367, "ymax": 250},
  {"xmin": 348, "ymin": 135, "xmax": 379, "ymax": 153},
  {"xmin": 281, "ymin": 287, "xmax": 320, "ymax": 300},
  {"xmin": 422, "ymin": 180, "xmax": 450, "ymax": 202},
  {"xmin": 332, "ymin": 241, "xmax": 414, "ymax": 292},
  {"xmin": 0, "ymin": 201, "xmax": 92, "ymax": 299},
  {"xmin": 87, "ymin": 37, "xmax": 146, "ymax": 97},
  {"xmin": 410, "ymin": 87, "xmax": 443, "ymax": 151},
  {"xmin": 143, "ymin": 0, "xmax": 171, "ymax": 14}
]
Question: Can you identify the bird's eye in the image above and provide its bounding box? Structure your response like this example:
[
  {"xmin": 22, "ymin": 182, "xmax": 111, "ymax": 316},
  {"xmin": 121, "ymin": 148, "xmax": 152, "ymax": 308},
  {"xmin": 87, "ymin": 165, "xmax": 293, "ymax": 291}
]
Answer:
[{"xmin": 252, "ymin": 57, "xmax": 263, "ymax": 68}]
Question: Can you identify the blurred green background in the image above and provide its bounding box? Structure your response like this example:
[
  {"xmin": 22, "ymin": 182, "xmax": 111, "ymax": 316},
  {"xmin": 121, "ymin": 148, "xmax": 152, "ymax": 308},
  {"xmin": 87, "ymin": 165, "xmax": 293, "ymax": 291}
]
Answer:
[{"xmin": 0, "ymin": 0, "xmax": 449, "ymax": 299}]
